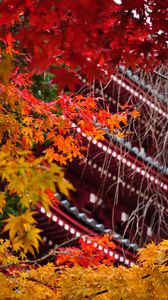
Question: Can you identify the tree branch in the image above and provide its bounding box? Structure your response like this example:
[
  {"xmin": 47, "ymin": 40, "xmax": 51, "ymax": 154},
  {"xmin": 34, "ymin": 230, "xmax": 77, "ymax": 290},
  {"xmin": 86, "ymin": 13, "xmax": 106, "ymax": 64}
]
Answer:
[
  {"xmin": 25, "ymin": 276, "xmax": 57, "ymax": 289},
  {"xmin": 0, "ymin": 236, "xmax": 78, "ymax": 269},
  {"xmin": 153, "ymin": 71, "xmax": 168, "ymax": 81}
]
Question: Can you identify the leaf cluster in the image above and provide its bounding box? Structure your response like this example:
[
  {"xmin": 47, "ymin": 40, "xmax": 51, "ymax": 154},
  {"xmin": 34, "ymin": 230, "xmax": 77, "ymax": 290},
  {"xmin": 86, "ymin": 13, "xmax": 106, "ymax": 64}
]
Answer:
[{"xmin": 0, "ymin": 239, "xmax": 167, "ymax": 300}]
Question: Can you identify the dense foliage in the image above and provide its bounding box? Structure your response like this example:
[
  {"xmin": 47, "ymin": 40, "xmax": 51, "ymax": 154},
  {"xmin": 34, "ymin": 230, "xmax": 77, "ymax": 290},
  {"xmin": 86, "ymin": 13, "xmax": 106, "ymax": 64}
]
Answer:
[
  {"xmin": 0, "ymin": 239, "xmax": 167, "ymax": 299},
  {"xmin": 0, "ymin": 1, "xmax": 167, "ymax": 298},
  {"xmin": 1, "ymin": 0, "xmax": 167, "ymax": 74},
  {"xmin": 0, "ymin": 0, "xmax": 150, "ymax": 253},
  {"xmin": 0, "ymin": 2, "xmax": 167, "ymax": 297}
]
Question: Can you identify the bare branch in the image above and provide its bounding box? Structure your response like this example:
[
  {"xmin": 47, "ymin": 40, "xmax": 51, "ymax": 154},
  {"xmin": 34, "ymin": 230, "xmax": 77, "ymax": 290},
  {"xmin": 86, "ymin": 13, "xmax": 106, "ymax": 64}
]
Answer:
[
  {"xmin": 0, "ymin": 236, "xmax": 79, "ymax": 269},
  {"xmin": 153, "ymin": 70, "xmax": 168, "ymax": 81}
]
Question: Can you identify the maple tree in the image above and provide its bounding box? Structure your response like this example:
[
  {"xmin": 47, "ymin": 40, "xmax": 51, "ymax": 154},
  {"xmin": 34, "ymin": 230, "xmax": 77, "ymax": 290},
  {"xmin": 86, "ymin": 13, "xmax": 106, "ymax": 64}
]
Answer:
[
  {"xmin": 0, "ymin": 0, "xmax": 146, "ymax": 253},
  {"xmin": 0, "ymin": 1, "xmax": 167, "ymax": 298},
  {"xmin": 0, "ymin": 238, "xmax": 167, "ymax": 299},
  {"xmin": 0, "ymin": 0, "xmax": 167, "ymax": 256}
]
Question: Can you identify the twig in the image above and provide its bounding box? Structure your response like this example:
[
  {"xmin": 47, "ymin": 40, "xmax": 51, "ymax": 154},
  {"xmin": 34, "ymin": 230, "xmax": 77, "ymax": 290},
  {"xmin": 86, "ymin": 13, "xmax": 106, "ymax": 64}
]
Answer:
[
  {"xmin": 25, "ymin": 276, "xmax": 57, "ymax": 289},
  {"xmin": 27, "ymin": 236, "xmax": 79, "ymax": 265},
  {"xmin": 4, "ymin": 108, "xmax": 47, "ymax": 120},
  {"xmin": 153, "ymin": 71, "xmax": 168, "ymax": 81},
  {"xmin": 94, "ymin": 289, "xmax": 108, "ymax": 296},
  {"xmin": 0, "ymin": 236, "xmax": 79, "ymax": 269}
]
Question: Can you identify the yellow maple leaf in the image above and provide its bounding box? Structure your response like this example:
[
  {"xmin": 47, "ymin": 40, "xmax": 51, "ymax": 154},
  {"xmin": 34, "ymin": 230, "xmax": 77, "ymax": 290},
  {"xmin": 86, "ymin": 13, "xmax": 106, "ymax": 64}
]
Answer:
[
  {"xmin": 3, "ymin": 210, "xmax": 42, "ymax": 255},
  {"xmin": 21, "ymin": 127, "xmax": 33, "ymax": 138},
  {"xmin": 57, "ymin": 177, "xmax": 76, "ymax": 198}
]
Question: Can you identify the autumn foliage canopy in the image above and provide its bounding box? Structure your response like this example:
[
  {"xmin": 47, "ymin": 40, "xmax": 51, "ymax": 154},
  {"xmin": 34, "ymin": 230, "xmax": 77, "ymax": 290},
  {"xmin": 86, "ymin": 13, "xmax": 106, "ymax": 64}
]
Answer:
[
  {"xmin": 0, "ymin": 238, "xmax": 168, "ymax": 299},
  {"xmin": 0, "ymin": 0, "xmax": 167, "ymax": 298}
]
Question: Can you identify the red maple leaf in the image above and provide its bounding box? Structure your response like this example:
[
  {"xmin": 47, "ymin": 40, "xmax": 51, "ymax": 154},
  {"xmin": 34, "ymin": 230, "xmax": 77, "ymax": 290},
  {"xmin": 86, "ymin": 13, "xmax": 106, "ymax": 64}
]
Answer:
[
  {"xmin": 51, "ymin": 68, "xmax": 82, "ymax": 92},
  {"xmin": 45, "ymin": 188, "xmax": 60, "ymax": 206}
]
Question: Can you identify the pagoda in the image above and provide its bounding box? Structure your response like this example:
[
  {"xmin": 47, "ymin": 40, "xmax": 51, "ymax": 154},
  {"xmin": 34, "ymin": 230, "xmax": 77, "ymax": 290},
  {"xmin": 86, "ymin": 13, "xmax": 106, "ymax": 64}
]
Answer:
[{"xmin": 35, "ymin": 66, "xmax": 168, "ymax": 266}]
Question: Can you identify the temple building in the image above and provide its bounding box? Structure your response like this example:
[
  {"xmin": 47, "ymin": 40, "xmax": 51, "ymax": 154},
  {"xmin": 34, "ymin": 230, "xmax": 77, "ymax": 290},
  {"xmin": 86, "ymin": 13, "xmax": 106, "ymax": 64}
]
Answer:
[{"xmin": 35, "ymin": 66, "xmax": 168, "ymax": 265}]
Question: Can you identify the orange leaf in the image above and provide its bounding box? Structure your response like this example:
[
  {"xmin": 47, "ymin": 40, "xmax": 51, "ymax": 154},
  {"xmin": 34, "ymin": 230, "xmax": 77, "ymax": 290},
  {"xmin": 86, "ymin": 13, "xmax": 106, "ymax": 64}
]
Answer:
[{"xmin": 130, "ymin": 110, "xmax": 140, "ymax": 119}]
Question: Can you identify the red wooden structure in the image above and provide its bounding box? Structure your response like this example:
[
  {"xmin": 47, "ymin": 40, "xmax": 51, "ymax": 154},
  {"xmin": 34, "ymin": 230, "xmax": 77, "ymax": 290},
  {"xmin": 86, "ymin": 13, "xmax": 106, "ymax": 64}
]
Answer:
[{"xmin": 35, "ymin": 67, "xmax": 168, "ymax": 265}]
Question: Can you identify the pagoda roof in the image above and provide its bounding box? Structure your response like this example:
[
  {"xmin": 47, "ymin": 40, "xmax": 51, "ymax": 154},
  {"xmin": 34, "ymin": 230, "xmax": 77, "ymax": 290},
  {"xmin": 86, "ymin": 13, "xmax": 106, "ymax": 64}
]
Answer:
[{"xmin": 35, "ymin": 203, "xmax": 135, "ymax": 267}]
